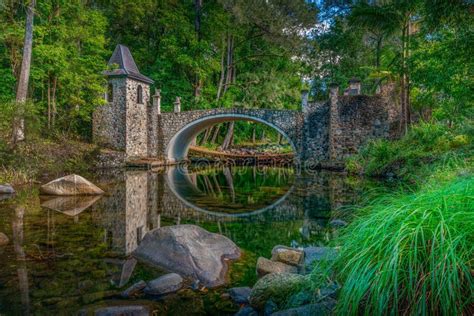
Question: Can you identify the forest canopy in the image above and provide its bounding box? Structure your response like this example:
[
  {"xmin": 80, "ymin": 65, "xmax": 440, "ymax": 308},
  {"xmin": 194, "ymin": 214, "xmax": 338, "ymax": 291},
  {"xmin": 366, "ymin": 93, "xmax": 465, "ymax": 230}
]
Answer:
[{"xmin": 0, "ymin": 0, "xmax": 472, "ymax": 141}]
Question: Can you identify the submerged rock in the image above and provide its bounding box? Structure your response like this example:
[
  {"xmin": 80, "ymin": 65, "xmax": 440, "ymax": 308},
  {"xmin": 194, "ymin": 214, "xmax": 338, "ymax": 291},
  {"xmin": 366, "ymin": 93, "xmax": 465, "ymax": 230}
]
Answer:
[
  {"xmin": 94, "ymin": 305, "xmax": 150, "ymax": 316},
  {"xmin": 271, "ymin": 246, "xmax": 304, "ymax": 266},
  {"xmin": 235, "ymin": 306, "xmax": 258, "ymax": 316},
  {"xmin": 270, "ymin": 301, "xmax": 336, "ymax": 316},
  {"xmin": 144, "ymin": 273, "xmax": 183, "ymax": 295},
  {"xmin": 228, "ymin": 287, "xmax": 252, "ymax": 304},
  {"xmin": 249, "ymin": 273, "xmax": 309, "ymax": 310},
  {"xmin": 0, "ymin": 232, "xmax": 9, "ymax": 246},
  {"xmin": 303, "ymin": 247, "xmax": 338, "ymax": 266},
  {"xmin": 256, "ymin": 257, "xmax": 297, "ymax": 277},
  {"xmin": 329, "ymin": 219, "xmax": 348, "ymax": 228},
  {"xmin": 264, "ymin": 300, "xmax": 278, "ymax": 315},
  {"xmin": 118, "ymin": 258, "xmax": 137, "ymax": 287},
  {"xmin": 40, "ymin": 174, "xmax": 104, "ymax": 196},
  {"xmin": 121, "ymin": 280, "xmax": 146, "ymax": 298},
  {"xmin": 0, "ymin": 184, "xmax": 15, "ymax": 194},
  {"xmin": 133, "ymin": 225, "xmax": 240, "ymax": 288}
]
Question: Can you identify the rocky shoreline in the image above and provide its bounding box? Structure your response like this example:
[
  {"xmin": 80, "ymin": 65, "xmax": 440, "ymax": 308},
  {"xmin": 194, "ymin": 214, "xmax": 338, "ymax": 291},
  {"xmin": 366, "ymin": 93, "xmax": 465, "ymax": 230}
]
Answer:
[{"xmin": 109, "ymin": 225, "xmax": 341, "ymax": 316}]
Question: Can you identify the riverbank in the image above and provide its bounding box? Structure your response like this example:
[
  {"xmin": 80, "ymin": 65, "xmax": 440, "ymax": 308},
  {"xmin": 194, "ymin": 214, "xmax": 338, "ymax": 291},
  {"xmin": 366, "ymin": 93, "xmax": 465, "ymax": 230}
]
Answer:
[
  {"xmin": 0, "ymin": 136, "xmax": 99, "ymax": 185},
  {"xmin": 311, "ymin": 122, "xmax": 474, "ymax": 315}
]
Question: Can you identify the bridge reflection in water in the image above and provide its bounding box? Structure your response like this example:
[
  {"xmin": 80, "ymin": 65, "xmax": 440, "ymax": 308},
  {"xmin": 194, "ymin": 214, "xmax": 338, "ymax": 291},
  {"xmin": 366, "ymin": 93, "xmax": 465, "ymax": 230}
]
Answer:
[{"xmin": 42, "ymin": 166, "xmax": 359, "ymax": 255}]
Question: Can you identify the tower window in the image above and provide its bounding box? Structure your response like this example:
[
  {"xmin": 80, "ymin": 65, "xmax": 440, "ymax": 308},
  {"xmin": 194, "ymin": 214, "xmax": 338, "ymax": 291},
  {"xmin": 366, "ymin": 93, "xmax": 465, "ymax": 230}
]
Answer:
[
  {"xmin": 137, "ymin": 85, "xmax": 143, "ymax": 104},
  {"xmin": 107, "ymin": 83, "xmax": 113, "ymax": 102}
]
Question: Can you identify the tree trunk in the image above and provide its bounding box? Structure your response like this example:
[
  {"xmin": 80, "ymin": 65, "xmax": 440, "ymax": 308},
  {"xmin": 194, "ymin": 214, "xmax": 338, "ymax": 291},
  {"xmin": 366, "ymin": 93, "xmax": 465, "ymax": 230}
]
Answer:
[
  {"xmin": 223, "ymin": 35, "xmax": 234, "ymax": 95},
  {"xmin": 399, "ymin": 22, "xmax": 407, "ymax": 134},
  {"xmin": 252, "ymin": 127, "xmax": 256, "ymax": 143},
  {"xmin": 261, "ymin": 130, "xmax": 265, "ymax": 141},
  {"xmin": 223, "ymin": 167, "xmax": 235, "ymax": 203},
  {"xmin": 52, "ymin": 76, "xmax": 57, "ymax": 127},
  {"xmin": 278, "ymin": 133, "xmax": 283, "ymax": 145},
  {"xmin": 200, "ymin": 127, "xmax": 211, "ymax": 145},
  {"xmin": 47, "ymin": 77, "xmax": 51, "ymax": 129},
  {"xmin": 12, "ymin": 206, "xmax": 30, "ymax": 314},
  {"xmin": 376, "ymin": 35, "xmax": 382, "ymax": 69},
  {"xmin": 12, "ymin": 0, "xmax": 36, "ymax": 144},
  {"xmin": 406, "ymin": 19, "xmax": 412, "ymax": 126},
  {"xmin": 193, "ymin": 0, "xmax": 203, "ymax": 98},
  {"xmin": 211, "ymin": 124, "xmax": 220, "ymax": 143},
  {"xmin": 216, "ymin": 36, "xmax": 226, "ymax": 101},
  {"xmin": 220, "ymin": 122, "xmax": 234, "ymax": 150}
]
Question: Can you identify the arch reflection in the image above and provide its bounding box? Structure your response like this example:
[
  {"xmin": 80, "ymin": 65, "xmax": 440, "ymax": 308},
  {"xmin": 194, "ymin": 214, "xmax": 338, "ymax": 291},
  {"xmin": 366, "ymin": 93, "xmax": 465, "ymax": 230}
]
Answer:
[{"xmin": 165, "ymin": 164, "xmax": 295, "ymax": 218}]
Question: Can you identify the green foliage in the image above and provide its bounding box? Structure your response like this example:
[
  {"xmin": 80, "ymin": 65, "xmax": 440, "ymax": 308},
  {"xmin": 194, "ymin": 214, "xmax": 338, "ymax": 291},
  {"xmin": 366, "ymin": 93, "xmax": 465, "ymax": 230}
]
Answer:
[
  {"xmin": 348, "ymin": 121, "xmax": 473, "ymax": 181},
  {"xmin": 0, "ymin": 1, "xmax": 108, "ymax": 139},
  {"xmin": 312, "ymin": 0, "xmax": 472, "ymax": 121},
  {"xmin": 410, "ymin": 26, "xmax": 474, "ymax": 122},
  {"xmin": 0, "ymin": 100, "xmax": 40, "ymax": 140},
  {"xmin": 335, "ymin": 175, "xmax": 473, "ymax": 315}
]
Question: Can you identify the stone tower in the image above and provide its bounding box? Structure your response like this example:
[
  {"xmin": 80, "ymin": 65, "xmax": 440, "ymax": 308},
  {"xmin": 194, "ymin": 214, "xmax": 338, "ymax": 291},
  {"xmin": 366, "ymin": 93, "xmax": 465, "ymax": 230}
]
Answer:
[{"xmin": 93, "ymin": 44, "xmax": 154, "ymax": 158}]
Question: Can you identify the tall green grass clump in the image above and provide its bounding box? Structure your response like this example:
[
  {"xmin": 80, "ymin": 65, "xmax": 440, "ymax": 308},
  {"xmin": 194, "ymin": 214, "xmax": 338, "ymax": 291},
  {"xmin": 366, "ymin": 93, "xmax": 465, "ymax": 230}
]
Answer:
[{"xmin": 335, "ymin": 176, "xmax": 473, "ymax": 315}]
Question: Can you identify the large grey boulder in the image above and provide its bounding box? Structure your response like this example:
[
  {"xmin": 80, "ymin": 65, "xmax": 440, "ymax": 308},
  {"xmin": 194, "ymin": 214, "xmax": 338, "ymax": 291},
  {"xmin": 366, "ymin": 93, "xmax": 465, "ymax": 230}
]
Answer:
[
  {"xmin": 133, "ymin": 225, "xmax": 240, "ymax": 288},
  {"xmin": 257, "ymin": 257, "xmax": 297, "ymax": 277},
  {"xmin": 0, "ymin": 233, "xmax": 9, "ymax": 246},
  {"xmin": 144, "ymin": 273, "xmax": 183, "ymax": 295},
  {"xmin": 249, "ymin": 273, "xmax": 309, "ymax": 310},
  {"xmin": 0, "ymin": 184, "xmax": 15, "ymax": 194},
  {"xmin": 271, "ymin": 246, "xmax": 304, "ymax": 266},
  {"xmin": 40, "ymin": 174, "xmax": 104, "ymax": 196}
]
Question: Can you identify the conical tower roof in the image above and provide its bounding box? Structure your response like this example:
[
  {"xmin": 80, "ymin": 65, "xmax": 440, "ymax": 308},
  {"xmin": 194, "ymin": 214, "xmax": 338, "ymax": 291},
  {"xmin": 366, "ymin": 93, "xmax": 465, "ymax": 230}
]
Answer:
[{"xmin": 103, "ymin": 44, "xmax": 154, "ymax": 84}]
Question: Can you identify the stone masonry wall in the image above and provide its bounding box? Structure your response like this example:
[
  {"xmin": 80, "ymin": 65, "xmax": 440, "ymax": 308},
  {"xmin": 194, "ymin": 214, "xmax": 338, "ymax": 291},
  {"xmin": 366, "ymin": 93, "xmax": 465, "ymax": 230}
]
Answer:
[
  {"xmin": 92, "ymin": 77, "xmax": 127, "ymax": 150},
  {"xmin": 329, "ymin": 94, "xmax": 400, "ymax": 160},
  {"xmin": 125, "ymin": 79, "xmax": 150, "ymax": 158},
  {"xmin": 303, "ymin": 101, "xmax": 330, "ymax": 164}
]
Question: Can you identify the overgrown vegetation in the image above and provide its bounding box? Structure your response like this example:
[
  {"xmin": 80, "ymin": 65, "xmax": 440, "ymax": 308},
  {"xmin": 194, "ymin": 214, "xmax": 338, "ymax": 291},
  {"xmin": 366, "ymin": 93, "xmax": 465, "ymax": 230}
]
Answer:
[{"xmin": 346, "ymin": 121, "xmax": 473, "ymax": 181}]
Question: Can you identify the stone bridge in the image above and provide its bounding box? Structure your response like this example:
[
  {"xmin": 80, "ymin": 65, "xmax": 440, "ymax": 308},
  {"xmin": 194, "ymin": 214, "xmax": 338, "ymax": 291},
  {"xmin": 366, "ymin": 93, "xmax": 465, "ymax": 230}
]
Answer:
[{"xmin": 93, "ymin": 45, "xmax": 400, "ymax": 166}]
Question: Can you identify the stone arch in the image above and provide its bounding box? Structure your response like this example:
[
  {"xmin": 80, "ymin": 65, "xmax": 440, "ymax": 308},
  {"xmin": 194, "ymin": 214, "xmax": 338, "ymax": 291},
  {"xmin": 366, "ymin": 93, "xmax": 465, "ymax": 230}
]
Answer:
[{"xmin": 165, "ymin": 113, "xmax": 299, "ymax": 163}]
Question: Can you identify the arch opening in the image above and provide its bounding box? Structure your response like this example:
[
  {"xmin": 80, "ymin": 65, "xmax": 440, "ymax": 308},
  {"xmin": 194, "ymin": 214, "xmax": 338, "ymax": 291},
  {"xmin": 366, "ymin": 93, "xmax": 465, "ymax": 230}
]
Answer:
[{"xmin": 166, "ymin": 114, "xmax": 297, "ymax": 162}]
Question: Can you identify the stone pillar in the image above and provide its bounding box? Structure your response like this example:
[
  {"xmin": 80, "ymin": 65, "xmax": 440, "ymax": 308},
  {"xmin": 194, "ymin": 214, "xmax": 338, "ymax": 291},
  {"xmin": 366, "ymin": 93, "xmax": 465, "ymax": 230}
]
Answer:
[
  {"xmin": 152, "ymin": 89, "xmax": 161, "ymax": 114},
  {"xmin": 174, "ymin": 97, "xmax": 181, "ymax": 113},
  {"xmin": 328, "ymin": 83, "xmax": 339, "ymax": 161},
  {"xmin": 147, "ymin": 89, "xmax": 161, "ymax": 157},
  {"xmin": 301, "ymin": 89, "xmax": 309, "ymax": 113},
  {"xmin": 348, "ymin": 77, "xmax": 361, "ymax": 95}
]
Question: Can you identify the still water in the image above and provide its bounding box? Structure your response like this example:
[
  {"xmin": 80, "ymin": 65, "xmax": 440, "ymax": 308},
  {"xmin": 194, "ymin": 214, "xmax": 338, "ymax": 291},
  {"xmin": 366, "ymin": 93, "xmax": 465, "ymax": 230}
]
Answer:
[{"xmin": 0, "ymin": 165, "xmax": 376, "ymax": 315}]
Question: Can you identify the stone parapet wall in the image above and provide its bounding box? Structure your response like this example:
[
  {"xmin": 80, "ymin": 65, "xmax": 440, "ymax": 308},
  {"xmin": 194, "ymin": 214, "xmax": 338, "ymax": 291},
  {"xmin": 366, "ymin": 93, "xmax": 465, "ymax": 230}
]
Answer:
[{"xmin": 329, "ymin": 94, "xmax": 400, "ymax": 160}]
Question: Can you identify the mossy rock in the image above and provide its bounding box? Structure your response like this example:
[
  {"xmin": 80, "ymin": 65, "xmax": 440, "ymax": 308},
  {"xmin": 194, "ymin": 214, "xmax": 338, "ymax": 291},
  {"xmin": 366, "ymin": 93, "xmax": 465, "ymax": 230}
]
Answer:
[{"xmin": 249, "ymin": 273, "xmax": 310, "ymax": 310}]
